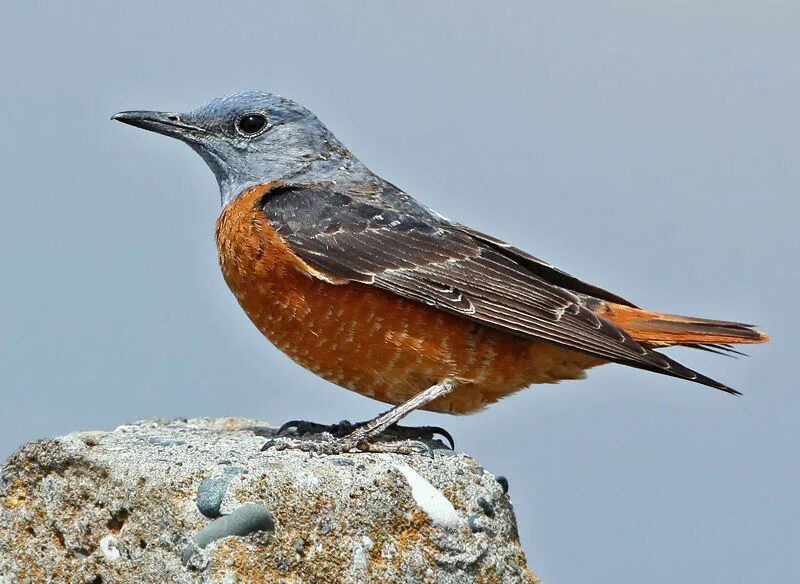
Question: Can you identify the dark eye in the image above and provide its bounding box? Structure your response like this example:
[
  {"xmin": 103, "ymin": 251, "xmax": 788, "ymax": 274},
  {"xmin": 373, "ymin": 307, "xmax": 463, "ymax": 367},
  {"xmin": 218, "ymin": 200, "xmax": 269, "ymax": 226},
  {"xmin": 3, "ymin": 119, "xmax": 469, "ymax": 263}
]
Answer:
[{"xmin": 236, "ymin": 113, "xmax": 268, "ymax": 136}]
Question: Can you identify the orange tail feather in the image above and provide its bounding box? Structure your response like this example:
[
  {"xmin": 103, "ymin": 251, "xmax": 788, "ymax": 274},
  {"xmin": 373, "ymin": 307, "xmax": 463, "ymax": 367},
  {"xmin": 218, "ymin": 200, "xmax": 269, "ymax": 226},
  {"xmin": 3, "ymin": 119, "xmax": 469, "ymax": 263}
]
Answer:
[{"xmin": 595, "ymin": 303, "xmax": 770, "ymax": 347}]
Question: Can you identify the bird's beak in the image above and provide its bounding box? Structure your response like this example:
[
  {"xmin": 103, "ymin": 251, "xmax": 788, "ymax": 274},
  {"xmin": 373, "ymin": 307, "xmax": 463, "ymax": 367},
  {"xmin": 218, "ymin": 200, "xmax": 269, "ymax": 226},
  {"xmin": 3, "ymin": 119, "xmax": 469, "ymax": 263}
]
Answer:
[{"xmin": 111, "ymin": 110, "xmax": 206, "ymax": 142}]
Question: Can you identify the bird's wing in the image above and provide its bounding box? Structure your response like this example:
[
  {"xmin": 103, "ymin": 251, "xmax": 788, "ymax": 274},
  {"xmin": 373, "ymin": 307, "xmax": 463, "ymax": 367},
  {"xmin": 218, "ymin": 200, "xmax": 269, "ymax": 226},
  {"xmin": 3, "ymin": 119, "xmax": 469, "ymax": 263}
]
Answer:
[
  {"xmin": 259, "ymin": 182, "xmax": 735, "ymax": 392},
  {"xmin": 451, "ymin": 224, "xmax": 639, "ymax": 307}
]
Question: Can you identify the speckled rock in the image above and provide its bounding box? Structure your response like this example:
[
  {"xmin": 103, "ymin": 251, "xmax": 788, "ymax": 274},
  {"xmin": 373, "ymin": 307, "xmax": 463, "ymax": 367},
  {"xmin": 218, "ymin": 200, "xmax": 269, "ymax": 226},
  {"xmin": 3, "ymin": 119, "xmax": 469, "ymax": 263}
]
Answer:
[{"xmin": 0, "ymin": 417, "xmax": 537, "ymax": 583}]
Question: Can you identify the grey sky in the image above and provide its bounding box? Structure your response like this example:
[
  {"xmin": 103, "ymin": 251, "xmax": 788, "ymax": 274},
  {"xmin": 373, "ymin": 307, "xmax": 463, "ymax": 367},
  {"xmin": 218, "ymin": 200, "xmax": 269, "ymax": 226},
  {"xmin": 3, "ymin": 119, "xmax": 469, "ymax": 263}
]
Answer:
[{"xmin": 1, "ymin": 1, "xmax": 796, "ymax": 582}]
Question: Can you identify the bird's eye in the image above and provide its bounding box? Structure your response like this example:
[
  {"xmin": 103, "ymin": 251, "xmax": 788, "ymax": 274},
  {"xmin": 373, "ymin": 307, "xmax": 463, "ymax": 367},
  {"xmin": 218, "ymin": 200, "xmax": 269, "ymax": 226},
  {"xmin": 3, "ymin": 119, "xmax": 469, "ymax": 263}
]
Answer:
[{"xmin": 235, "ymin": 113, "xmax": 268, "ymax": 136}]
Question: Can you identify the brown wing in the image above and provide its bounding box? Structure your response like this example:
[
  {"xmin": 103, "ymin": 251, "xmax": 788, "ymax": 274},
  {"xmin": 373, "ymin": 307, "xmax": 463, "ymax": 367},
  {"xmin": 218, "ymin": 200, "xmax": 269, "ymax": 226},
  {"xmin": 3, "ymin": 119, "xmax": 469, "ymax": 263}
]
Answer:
[
  {"xmin": 259, "ymin": 182, "xmax": 737, "ymax": 393},
  {"xmin": 452, "ymin": 224, "xmax": 639, "ymax": 307}
]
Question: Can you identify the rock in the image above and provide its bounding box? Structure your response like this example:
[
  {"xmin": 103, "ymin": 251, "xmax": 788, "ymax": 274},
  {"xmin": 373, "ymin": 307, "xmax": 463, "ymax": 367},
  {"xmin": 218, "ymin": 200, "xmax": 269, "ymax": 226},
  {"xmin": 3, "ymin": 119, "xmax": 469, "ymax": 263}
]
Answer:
[
  {"xmin": 195, "ymin": 466, "xmax": 245, "ymax": 519},
  {"xmin": 0, "ymin": 417, "xmax": 538, "ymax": 583},
  {"xmin": 183, "ymin": 502, "xmax": 275, "ymax": 565}
]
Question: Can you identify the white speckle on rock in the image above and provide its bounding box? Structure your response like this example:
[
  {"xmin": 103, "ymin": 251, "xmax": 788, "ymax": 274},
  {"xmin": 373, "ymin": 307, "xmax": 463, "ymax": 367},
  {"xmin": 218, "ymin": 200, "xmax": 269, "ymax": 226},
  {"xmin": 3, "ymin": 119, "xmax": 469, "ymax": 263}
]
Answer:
[
  {"xmin": 352, "ymin": 545, "xmax": 368, "ymax": 572},
  {"xmin": 99, "ymin": 535, "xmax": 120, "ymax": 561},
  {"xmin": 394, "ymin": 463, "xmax": 460, "ymax": 529},
  {"xmin": 293, "ymin": 471, "xmax": 321, "ymax": 489}
]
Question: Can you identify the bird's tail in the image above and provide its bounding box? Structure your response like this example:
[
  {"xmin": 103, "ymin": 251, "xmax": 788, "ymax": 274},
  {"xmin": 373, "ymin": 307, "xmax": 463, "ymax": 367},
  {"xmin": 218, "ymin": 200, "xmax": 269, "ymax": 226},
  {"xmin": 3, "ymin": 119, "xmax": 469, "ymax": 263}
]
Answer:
[{"xmin": 594, "ymin": 302, "xmax": 770, "ymax": 348}]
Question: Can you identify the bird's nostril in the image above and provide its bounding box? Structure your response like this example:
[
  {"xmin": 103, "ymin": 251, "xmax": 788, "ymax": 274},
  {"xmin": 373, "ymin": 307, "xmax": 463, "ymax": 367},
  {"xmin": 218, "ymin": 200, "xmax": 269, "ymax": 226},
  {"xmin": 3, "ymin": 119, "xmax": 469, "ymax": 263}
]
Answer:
[{"xmin": 167, "ymin": 114, "xmax": 179, "ymax": 122}]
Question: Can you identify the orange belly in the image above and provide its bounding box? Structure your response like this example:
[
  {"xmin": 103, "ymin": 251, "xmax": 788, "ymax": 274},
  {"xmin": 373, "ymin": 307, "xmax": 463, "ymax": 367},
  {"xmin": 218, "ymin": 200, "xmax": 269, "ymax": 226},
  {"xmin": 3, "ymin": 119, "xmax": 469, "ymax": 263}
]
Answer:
[{"xmin": 216, "ymin": 184, "xmax": 605, "ymax": 414}]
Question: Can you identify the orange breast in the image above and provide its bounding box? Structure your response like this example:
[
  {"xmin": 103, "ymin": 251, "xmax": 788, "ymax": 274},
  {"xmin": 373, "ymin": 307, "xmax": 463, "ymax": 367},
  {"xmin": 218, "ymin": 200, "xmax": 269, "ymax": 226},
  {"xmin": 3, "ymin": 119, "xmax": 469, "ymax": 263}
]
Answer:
[{"xmin": 216, "ymin": 183, "xmax": 605, "ymax": 414}]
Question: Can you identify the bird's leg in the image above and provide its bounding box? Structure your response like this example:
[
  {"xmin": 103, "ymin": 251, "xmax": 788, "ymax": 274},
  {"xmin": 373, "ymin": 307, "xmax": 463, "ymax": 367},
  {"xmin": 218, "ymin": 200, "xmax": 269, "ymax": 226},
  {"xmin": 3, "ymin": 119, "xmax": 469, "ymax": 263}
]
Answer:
[
  {"xmin": 343, "ymin": 380, "xmax": 457, "ymax": 444},
  {"xmin": 261, "ymin": 379, "xmax": 458, "ymax": 455}
]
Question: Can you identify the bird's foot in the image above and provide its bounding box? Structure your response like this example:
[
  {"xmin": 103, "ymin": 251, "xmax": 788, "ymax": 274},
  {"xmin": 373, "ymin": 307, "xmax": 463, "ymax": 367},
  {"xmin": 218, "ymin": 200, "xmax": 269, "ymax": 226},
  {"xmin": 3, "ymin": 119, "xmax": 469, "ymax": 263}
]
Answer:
[
  {"xmin": 274, "ymin": 419, "xmax": 454, "ymax": 449},
  {"xmin": 260, "ymin": 419, "xmax": 454, "ymax": 456},
  {"xmin": 260, "ymin": 433, "xmax": 435, "ymax": 456},
  {"xmin": 262, "ymin": 380, "xmax": 459, "ymax": 456}
]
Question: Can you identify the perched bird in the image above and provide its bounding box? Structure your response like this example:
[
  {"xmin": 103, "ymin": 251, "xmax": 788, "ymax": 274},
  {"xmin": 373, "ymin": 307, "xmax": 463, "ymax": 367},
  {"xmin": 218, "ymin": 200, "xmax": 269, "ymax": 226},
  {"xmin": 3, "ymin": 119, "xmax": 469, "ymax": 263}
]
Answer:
[{"xmin": 113, "ymin": 92, "xmax": 769, "ymax": 453}]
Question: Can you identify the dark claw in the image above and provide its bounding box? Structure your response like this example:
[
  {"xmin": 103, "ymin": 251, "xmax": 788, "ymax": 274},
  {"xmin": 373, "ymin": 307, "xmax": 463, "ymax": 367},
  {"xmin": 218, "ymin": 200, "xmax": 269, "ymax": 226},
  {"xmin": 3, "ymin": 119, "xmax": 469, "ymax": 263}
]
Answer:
[
  {"xmin": 260, "ymin": 439, "xmax": 276, "ymax": 451},
  {"xmin": 276, "ymin": 420, "xmax": 308, "ymax": 435},
  {"xmin": 390, "ymin": 424, "xmax": 455, "ymax": 450},
  {"xmin": 429, "ymin": 426, "xmax": 455, "ymax": 450},
  {"xmin": 416, "ymin": 440, "xmax": 435, "ymax": 459}
]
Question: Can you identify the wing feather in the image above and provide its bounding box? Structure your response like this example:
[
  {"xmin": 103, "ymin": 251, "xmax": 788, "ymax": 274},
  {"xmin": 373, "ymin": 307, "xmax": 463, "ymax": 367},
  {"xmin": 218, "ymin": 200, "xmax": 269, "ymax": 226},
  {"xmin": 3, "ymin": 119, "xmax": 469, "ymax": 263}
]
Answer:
[{"xmin": 259, "ymin": 182, "xmax": 736, "ymax": 392}]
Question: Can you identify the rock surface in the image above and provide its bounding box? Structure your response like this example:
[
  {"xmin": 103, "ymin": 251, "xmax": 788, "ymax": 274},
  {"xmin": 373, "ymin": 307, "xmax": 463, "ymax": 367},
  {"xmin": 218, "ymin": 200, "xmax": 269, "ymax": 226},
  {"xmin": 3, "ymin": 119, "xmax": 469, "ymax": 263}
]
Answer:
[{"xmin": 0, "ymin": 418, "xmax": 537, "ymax": 583}]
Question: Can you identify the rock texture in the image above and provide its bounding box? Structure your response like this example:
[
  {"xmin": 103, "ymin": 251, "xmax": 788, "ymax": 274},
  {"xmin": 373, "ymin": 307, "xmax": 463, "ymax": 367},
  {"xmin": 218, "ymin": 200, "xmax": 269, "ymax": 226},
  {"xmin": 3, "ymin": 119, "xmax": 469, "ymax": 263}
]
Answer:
[{"xmin": 0, "ymin": 418, "xmax": 537, "ymax": 583}]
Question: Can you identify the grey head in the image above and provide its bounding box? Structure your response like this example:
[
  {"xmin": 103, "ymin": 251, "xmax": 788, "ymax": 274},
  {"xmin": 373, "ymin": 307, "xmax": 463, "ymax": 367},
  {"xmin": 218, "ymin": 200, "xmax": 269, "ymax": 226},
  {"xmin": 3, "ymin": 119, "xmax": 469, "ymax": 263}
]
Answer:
[{"xmin": 113, "ymin": 91, "xmax": 374, "ymax": 206}]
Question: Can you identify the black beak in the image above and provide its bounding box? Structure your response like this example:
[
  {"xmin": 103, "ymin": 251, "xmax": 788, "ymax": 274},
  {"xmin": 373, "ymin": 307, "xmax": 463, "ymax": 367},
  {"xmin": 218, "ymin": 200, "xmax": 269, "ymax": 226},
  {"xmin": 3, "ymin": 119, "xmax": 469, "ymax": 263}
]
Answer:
[{"xmin": 112, "ymin": 110, "xmax": 205, "ymax": 141}]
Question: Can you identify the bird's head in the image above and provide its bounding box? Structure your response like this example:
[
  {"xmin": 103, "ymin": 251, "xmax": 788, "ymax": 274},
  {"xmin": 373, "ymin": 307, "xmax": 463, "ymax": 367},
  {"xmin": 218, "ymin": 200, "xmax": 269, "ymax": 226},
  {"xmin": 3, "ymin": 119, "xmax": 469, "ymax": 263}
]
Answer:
[{"xmin": 113, "ymin": 91, "xmax": 366, "ymax": 206}]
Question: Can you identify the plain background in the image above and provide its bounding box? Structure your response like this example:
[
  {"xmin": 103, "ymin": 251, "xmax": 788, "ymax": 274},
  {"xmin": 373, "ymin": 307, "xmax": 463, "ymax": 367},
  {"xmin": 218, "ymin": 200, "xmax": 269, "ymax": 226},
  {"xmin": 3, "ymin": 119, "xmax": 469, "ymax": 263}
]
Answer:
[{"xmin": 1, "ymin": 2, "xmax": 796, "ymax": 582}]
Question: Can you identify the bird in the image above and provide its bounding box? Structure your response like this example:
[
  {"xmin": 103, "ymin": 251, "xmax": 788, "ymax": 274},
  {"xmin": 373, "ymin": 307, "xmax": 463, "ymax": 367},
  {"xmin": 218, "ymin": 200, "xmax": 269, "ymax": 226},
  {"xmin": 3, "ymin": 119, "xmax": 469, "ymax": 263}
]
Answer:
[{"xmin": 113, "ymin": 91, "xmax": 769, "ymax": 454}]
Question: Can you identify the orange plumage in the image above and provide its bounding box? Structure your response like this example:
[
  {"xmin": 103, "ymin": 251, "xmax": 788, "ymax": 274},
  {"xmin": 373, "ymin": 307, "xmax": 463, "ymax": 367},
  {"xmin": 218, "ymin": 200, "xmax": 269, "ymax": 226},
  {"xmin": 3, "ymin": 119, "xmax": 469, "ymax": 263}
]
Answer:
[
  {"xmin": 593, "ymin": 303, "xmax": 769, "ymax": 347},
  {"xmin": 217, "ymin": 184, "xmax": 608, "ymax": 414}
]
